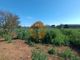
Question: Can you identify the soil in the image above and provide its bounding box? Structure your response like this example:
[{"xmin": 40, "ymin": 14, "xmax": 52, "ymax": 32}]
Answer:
[
  {"xmin": 0, "ymin": 38, "xmax": 80, "ymax": 60},
  {"xmin": 0, "ymin": 38, "xmax": 31, "ymax": 60}
]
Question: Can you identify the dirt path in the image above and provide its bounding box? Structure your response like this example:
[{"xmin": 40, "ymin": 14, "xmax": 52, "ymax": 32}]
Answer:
[{"xmin": 0, "ymin": 39, "xmax": 31, "ymax": 60}]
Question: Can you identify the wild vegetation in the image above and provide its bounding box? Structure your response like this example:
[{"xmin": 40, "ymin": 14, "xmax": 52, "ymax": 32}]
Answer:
[
  {"xmin": 32, "ymin": 49, "xmax": 48, "ymax": 60},
  {"xmin": 0, "ymin": 11, "xmax": 80, "ymax": 60},
  {"xmin": 13, "ymin": 22, "xmax": 80, "ymax": 60}
]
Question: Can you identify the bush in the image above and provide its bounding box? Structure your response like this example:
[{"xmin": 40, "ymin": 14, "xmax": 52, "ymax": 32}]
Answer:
[
  {"xmin": 53, "ymin": 34, "xmax": 65, "ymax": 46},
  {"xmin": 43, "ymin": 30, "xmax": 54, "ymax": 44},
  {"xmin": 60, "ymin": 49, "xmax": 73, "ymax": 59},
  {"xmin": 48, "ymin": 48, "xmax": 56, "ymax": 55},
  {"xmin": 32, "ymin": 49, "xmax": 48, "ymax": 60},
  {"xmin": 50, "ymin": 29, "xmax": 65, "ymax": 46},
  {"xmin": 16, "ymin": 29, "xmax": 30, "ymax": 40},
  {"xmin": 30, "ymin": 29, "xmax": 46, "ymax": 43},
  {"xmin": 0, "ymin": 29, "xmax": 4, "ymax": 37},
  {"xmin": 3, "ymin": 34, "xmax": 12, "ymax": 43},
  {"xmin": 64, "ymin": 36, "xmax": 70, "ymax": 46},
  {"xmin": 69, "ymin": 30, "xmax": 80, "ymax": 46},
  {"xmin": 61, "ymin": 29, "xmax": 72, "ymax": 36},
  {"xmin": 60, "ymin": 29, "xmax": 73, "ymax": 46},
  {"xmin": 22, "ymin": 30, "xmax": 30, "ymax": 40},
  {"xmin": 71, "ymin": 55, "xmax": 80, "ymax": 60},
  {"xmin": 16, "ymin": 29, "xmax": 25, "ymax": 39},
  {"xmin": 26, "ymin": 37, "xmax": 35, "ymax": 46},
  {"xmin": 43, "ymin": 29, "xmax": 70, "ymax": 46},
  {"xmin": 16, "ymin": 28, "xmax": 80, "ymax": 47},
  {"xmin": 61, "ymin": 29, "xmax": 80, "ymax": 46},
  {"xmin": 16, "ymin": 28, "xmax": 35, "ymax": 46}
]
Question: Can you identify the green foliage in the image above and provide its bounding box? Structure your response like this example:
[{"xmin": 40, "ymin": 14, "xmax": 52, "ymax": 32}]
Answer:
[
  {"xmin": 60, "ymin": 49, "xmax": 73, "ymax": 59},
  {"xmin": 61, "ymin": 29, "xmax": 72, "ymax": 36},
  {"xmin": 48, "ymin": 48, "xmax": 56, "ymax": 55},
  {"xmin": 61, "ymin": 29, "xmax": 80, "ymax": 46},
  {"xmin": 53, "ymin": 34, "xmax": 65, "ymax": 46},
  {"xmin": 71, "ymin": 55, "xmax": 80, "ymax": 60},
  {"xmin": 16, "ymin": 28, "xmax": 30, "ymax": 40},
  {"xmin": 59, "ymin": 48, "xmax": 80, "ymax": 60},
  {"xmin": 70, "ymin": 30, "xmax": 80, "ymax": 46},
  {"xmin": 43, "ymin": 30, "xmax": 54, "ymax": 44},
  {"xmin": 16, "ymin": 28, "xmax": 80, "ymax": 47},
  {"xmin": 26, "ymin": 37, "xmax": 35, "ymax": 46},
  {"xmin": 64, "ymin": 36, "xmax": 70, "ymax": 46},
  {"xmin": 16, "ymin": 29, "xmax": 25, "ymax": 39},
  {"xmin": 43, "ymin": 28, "xmax": 70, "ymax": 46},
  {"xmin": 3, "ymin": 34, "xmax": 12, "ymax": 43},
  {"xmin": 0, "ymin": 29, "xmax": 4, "ymax": 37},
  {"xmin": 16, "ymin": 28, "xmax": 35, "ymax": 46},
  {"xmin": 60, "ymin": 29, "xmax": 71, "ymax": 45},
  {"xmin": 32, "ymin": 49, "xmax": 48, "ymax": 60},
  {"xmin": 50, "ymin": 29, "xmax": 65, "ymax": 46}
]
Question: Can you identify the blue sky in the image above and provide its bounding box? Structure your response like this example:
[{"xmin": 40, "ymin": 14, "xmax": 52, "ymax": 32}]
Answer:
[{"xmin": 0, "ymin": 0, "xmax": 80, "ymax": 26}]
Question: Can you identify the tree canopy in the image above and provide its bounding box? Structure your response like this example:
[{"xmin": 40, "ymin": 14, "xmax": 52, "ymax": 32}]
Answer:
[{"xmin": 0, "ymin": 11, "xmax": 19, "ymax": 32}]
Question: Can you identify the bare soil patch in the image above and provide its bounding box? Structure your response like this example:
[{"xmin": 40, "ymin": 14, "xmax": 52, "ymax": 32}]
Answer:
[{"xmin": 0, "ymin": 39, "xmax": 31, "ymax": 60}]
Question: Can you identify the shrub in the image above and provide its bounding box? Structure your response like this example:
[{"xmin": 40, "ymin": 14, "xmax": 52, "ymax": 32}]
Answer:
[
  {"xmin": 16, "ymin": 29, "xmax": 30, "ymax": 40},
  {"xmin": 60, "ymin": 29, "xmax": 73, "ymax": 46},
  {"xmin": 30, "ymin": 29, "xmax": 46, "ymax": 43},
  {"xmin": 32, "ymin": 49, "xmax": 48, "ymax": 60},
  {"xmin": 60, "ymin": 49, "xmax": 73, "ymax": 59},
  {"xmin": 22, "ymin": 30, "xmax": 30, "ymax": 40},
  {"xmin": 16, "ymin": 29, "xmax": 25, "ymax": 39},
  {"xmin": 0, "ymin": 29, "xmax": 8, "ymax": 37},
  {"xmin": 61, "ymin": 29, "xmax": 80, "ymax": 46},
  {"xmin": 53, "ymin": 34, "xmax": 65, "ymax": 46},
  {"xmin": 30, "ymin": 21, "xmax": 45, "ymax": 43},
  {"xmin": 50, "ymin": 29, "xmax": 65, "ymax": 46},
  {"xmin": 0, "ymin": 29, "xmax": 4, "ymax": 37},
  {"xmin": 43, "ymin": 30, "xmax": 53, "ymax": 44},
  {"xmin": 61, "ymin": 29, "xmax": 72, "ymax": 36},
  {"xmin": 61, "ymin": 35, "xmax": 70, "ymax": 46},
  {"xmin": 48, "ymin": 48, "xmax": 56, "ymax": 55},
  {"xmin": 71, "ymin": 55, "xmax": 80, "ymax": 60},
  {"xmin": 26, "ymin": 37, "xmax": 35, "ymax": 46},
  {"xmin": 16, "ymin": 28, "xmax": 80, "ymax": 47},
  {"xmin": 43, "ymin": 29, "xmax": 69, "ymax": 46},
  {"xmin": 69, "ymin": 30, "xmax": 80, "ymax": 46},
  {"xmin": 3, "ymin": 34, "xmax": 12, "ymax": 43}
]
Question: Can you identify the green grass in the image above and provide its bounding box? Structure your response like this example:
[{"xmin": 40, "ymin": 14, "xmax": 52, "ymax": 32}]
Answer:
[{"xmin": 32, "ymin": 49, "xmax": 48, "ymax": 60}]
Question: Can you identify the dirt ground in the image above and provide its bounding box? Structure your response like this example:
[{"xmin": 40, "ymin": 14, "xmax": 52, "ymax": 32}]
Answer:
[
  {"xmin": 0, "ymin": 39, "xmax": 31, "ymax": 60},
  {"xmin": 0, "ymin": 38, "xmax": 79, "ymax": 60},
  {"xmin": 32, "ymin": 44, "xmax": 80, "ymax": 60}
]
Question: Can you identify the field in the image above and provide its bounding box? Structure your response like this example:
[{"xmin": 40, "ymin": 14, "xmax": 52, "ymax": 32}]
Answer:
[
  {"xmin": 0, "ymin": 27, "xmax": 80, "ymax": 60},
  {"xmin": 0, "ymin": 1, "xmax": 80, "ymax": 60}
]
